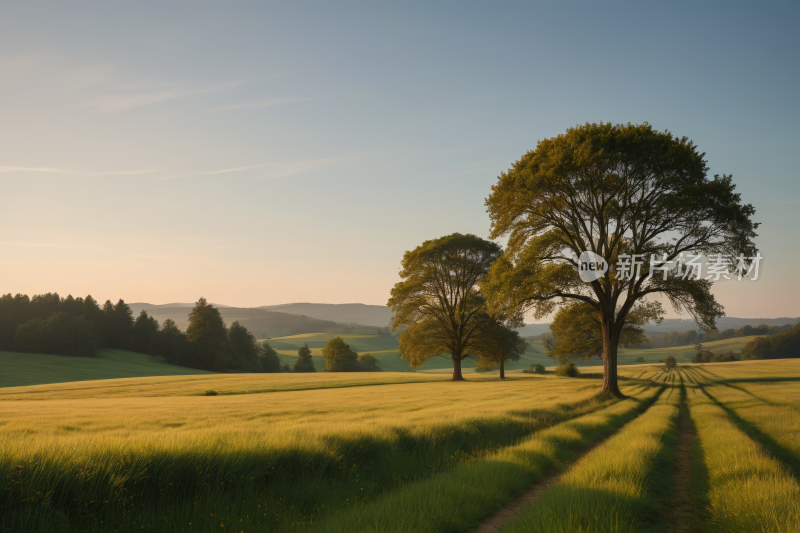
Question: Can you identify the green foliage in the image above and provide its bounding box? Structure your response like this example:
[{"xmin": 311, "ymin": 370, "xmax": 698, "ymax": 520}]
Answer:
[
  {"xmin": 522, "ymin": 363, "xmax": 546, "ymax": 374},
  {"xmin": 14, "ymin": 312, "xmax": 99, "ymax": 357},
  {"xmin": 186, "ymin": 298, "xmax": 229, "ymax": 371},
  {"xmin": 544, "ymin": 302, "xmax": 655, "ymax": 362},
  {"xmin": 227, "ymin": 321, "xmax": 262, "ymax": 372},
  {"xmin": 260, "ymin": 341, "xmax": 282, "ymax": 373},
  {"xmin": 322, "ymin": 337, "xmax": 359, "ymax": 371},
  {"xmin": 132, "ymin": 310, "xmax": 159, "ymax": 354},
  {"xmin": 387, "ymin": 233, "xmax": 504, "ymax": 380},
  {"xmin": 663, "ymin": 355, "xmax": 677, "ymax": 371},
  {"xmin": 554, "ymin": 360, "xmax": 580, "ymax": 377},
  {"xmin": 483, "ymin": 122, "xmax": 757, "ymax": 394},
  {"xmin": 472, "ymin": 322, "xmax": 528, "ymax": 378},
  {"xmin": 293, "ymin": 343, "xmax": 317, "ymax": 372},
  {"xmin": 358, "ymin": 352, "xmax": 382, "ymax": 372},
  {"xmin": 741, "ymin": 323, "xmax": 800, "ymax": 360}
]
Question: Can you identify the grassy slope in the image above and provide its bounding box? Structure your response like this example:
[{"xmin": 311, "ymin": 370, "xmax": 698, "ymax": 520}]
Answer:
[
  {"xmin": 263, "ymin": 329, "xmax": 554, "ymax": 373},
  {"xmin": 0, "ymin": 348, "xmax": 209, "ymax": 388}
]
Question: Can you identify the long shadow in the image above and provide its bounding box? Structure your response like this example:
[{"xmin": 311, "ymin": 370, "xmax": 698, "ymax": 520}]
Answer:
[
  {"xmin": 701, "ymin": 387, "xmax": 800, "ymax": 482},
  {"xmin": 716, "ymin": 376, "xmax": 800, "ymax": 384}
]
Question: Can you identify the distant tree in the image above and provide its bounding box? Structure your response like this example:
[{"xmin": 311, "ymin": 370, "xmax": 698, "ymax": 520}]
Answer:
[
  {"xmin": 473, "ymin": 323, "xmax": 528, "ymax": 379},
  {"xmin": 554, "ymin": 360, "xmax": 580, "ymax": 377},
  {"xmin": 543, "ymin": 302, "xmax": 658, "ymax": 363},
  {"xmin": 357, "ymin": 352, "xmax": 382, "ymax": 372},
  {"xmin": 388, "ymin": 233, "xmax": 504, "ymax": 380},
  {"xmin": 15, "ymin": 312, "xmax": 99, "ymax": 357},
  {"xmin": 157, "ymin": 318, "xmax": 186, "ymax": 363},
  {"xmin": 664, "ymin": 355, "xmax": 677, "ymax": 371},
  {"xmin": 483, "ymin": 122, "xmax": 758, "ymax": 397},
  {"xmin": 322, "ymin": 337, "xmax": 358, "ymax": 372},
  {"xmin": 186, "ymin": 297, "xmax": 229, "ymax": 371},
  {"xmin": 0, "ymin": 293, "xmax": 30, "ymax": 350},
  {"xmin": 293, "ymin": 343, "xmax": 317, "ymax": 372},
  {"xmin": 260, "ymin": 341, "xmax": 282, "ymax": 373},
  {"xmin": 694, "ymin": 342, "xmax": 705, "ymax": 355},
  {"xmin": 635, "ymin": 356, "xmax": 645, "ymax": 362},
  {"xmin": 133, "ymin": 310, "xmax": 160, "ymax": 354},
  {"xmin": 28, "ymin": 292, "xmax": 61, "ymax": 320},
  {"xmin": 227, "ymin": 321, "xmax": 262, "ymax": 372},
  {"xmin": 82, "ymin": 295, "xmax": 104, "ymax": 334}
]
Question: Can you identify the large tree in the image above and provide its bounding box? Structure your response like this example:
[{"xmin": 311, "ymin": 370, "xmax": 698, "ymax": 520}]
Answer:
[
  {"xmin": 387, "ymin": 233, "xmax": 504, "ymax": 381},
  {"xmin": 483, "ymin": 122, "xmax": 758, "ymax": 396}
]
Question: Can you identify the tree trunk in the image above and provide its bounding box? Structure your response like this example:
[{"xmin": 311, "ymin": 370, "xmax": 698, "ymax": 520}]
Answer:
[
  {"xmin": 600, "ymin": 318, "xmax": 623, "ymax": 397},
  {"xmin": 452, "ymin": 353, "xmax": 465, "ymax": 381},
  {"xmin": 500, "ymin": 358, "xmax": 505, "ymax": 380}
]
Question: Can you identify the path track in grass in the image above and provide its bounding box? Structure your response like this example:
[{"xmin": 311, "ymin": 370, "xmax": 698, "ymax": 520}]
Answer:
[
  {"xmin": 665, "ymin": 383, "xmax": 698, "ymax": 533},
  {"xmin": 472, "ymin": 387, "xmax": 665, "ymax": 533},
  {"xmin": 472, "ymin": 437, "xmax": 609, "ymax": 533}
]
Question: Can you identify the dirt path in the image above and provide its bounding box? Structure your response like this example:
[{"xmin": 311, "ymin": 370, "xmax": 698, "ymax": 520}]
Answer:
[
  {"xmin": 472, "ymin": 437, "xmax": 610, "ymax": 533},
  {"xmin": 665, "ymin": 409, "xmax": 697, "ymax": 533}
]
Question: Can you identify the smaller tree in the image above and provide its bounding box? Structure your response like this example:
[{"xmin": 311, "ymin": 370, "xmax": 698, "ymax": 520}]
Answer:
[
  {"xmin": 544, "ymin": 302, "xmax": 660, "ymax": 364},
  {"xmin": 293, "ymin": 343, "xmax": 317, "ymax": 372},
  {"xmin": 186, "ymin": 298, "xmax": 229, "ymax": 371},
  {"xmin": 664, "ymin": 355, "xmax": 677, "ymax": 372},
  {"xmin": 322, "ymin": 337, "xmax": 358, "ymax": 372},
  {"xmin": 260, "ymin": 342, "xmax": 282, "ymax": 373},
  {"xmin": 473, "ymin": 322, "xmax": 527, "ymax": 379},
  {"xmin": 133, "ymin": 310, "xmax": 160, "ymax": 354},
  {"xmin": 228, "ymin": 321, "xmax": 262, "ymax": 372},
  {"xmin": 554, "ymin": 360, "xmax": 580, "ymax": 377},
  {"xmin": 358, "ymin": 352, "xmax": 382, "ymax": 372}
]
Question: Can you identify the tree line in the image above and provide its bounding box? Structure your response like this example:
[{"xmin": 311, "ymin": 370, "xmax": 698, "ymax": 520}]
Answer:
[
  {"xmin": 740, "ymin": 323, "xmax": 800, "ymax": 360},
  {"xmin": 645, "ymin": 324, "xmax": 793, "ymax": 348}
]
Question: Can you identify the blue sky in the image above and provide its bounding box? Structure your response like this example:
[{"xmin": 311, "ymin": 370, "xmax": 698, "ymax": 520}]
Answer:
[{"xmin": 1, "ymin": 1, "xmax": 798, "ymax": 319}]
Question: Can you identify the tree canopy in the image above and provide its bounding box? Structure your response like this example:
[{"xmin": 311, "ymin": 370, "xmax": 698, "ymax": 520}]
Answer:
[
  {"xmin": 483, "ymin": 122, "xmax": 758, "ymax": 396},
  {"xmin": 186, "ymin": 298, "xmax": 229, "ymax": 371},
  {"xmin": 322, "ymin": 337, "xmax": 358, "ymax": 372},
  {"xmin": 387, "ymin": 233, "xmax": 504, "ymax": 380},
  {"xmin": 544, "ymin": 301, "xmax": 655, "ymax": 362},
  {"xmin": 293, "ymin": 343, "xmax": 317, "ymax": 372}
]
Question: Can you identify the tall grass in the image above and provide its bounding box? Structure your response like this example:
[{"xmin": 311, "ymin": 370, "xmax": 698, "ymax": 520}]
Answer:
[
  {"xmin": 0, "ymin": 378, "xmax": 616, "ymax": 532},
  {"xmin": 702, "ymin": 383, "xmax": 800, "ymax": 474},
  {"xmin": 687, "ymin": 387, "xmax": 800, "ymax": 532},
  {"xmin": 305, "ymin": 384, "xmax": 662, "ymax": 533},
  {"xmin": 499, "ymin": 385, "xmax": 679, "ymax": 533}
]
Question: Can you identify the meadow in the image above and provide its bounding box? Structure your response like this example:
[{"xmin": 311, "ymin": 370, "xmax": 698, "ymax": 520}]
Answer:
[{"xmin": 1, "ymin": 354, "xmax": 798, "ymax": 532}]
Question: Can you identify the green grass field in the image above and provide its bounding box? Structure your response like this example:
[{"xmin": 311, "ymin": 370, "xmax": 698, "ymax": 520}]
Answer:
[{"xmin": 1, "ymin": 351, "xmax": 799, "ymax": 532}]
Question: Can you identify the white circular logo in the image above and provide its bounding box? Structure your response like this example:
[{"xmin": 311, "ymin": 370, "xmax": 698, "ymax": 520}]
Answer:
[{"xmin": 578, "ymin": 251, "xmax": 608, "ymax": 282}]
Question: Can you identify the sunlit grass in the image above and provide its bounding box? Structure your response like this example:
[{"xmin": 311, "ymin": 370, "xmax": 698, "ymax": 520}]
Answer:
[
  {"xmin": 0, "ymin": 375, "xmax": 613, "ymax": 532},
  {"xmin": 687, "ymin": 387, "xmax": 800, "ymax": 532},
  {"xmin": 305, "ymin": 384, "xmax": 661, "ymax": 533},
  {"xmin": 499, "ymin": 385, "xmax": 679, "ymax": 533}
]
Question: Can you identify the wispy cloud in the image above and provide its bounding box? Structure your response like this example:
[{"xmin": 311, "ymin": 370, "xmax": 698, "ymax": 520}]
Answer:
[
  {"xmin": 258, "ymin": 157, "xmax": 355, "ymax": 178},
  {"xmin": 0, "ymin": 166, "xmax": 156, "ymax": 177},
  {"xmin": 211, "ymin": 96, "xmax": 311, "ymax": 111},
  {"xmin": 0, "ymin": 241, "xmax": 117, "ymax": 251},
  {"xmin": 0, "ymin": 54, "xmax": 245, "ymax": 112},
  {"xmin": 82, "ymin": 80, "xmax": 244, "ymax": 112},
  {"xmin": 154, "ymin": 156, "xmax": 359, "ymax": 182}
]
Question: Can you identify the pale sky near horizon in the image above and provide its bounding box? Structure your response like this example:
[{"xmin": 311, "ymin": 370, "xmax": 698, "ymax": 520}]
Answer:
[{"xmin": 1, "ymin": 1, "xmax": 798, "ymax": 320}]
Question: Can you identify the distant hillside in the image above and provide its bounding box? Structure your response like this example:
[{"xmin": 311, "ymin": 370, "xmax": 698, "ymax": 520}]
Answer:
[
  {"xmin": 128, "ymin": 305, "xmax": 339, "ymax": 338},
  {"xmin": 259, "ymin": 303, "xmax": 393, "ymax": 327},
  {"xmin": 643, "ymin": 317, "xmax": 800, "ymax": 333}
]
